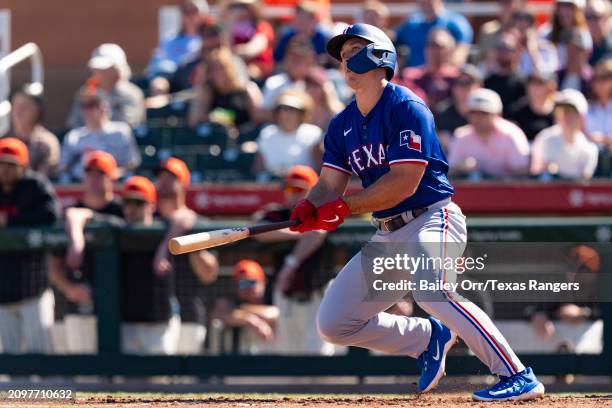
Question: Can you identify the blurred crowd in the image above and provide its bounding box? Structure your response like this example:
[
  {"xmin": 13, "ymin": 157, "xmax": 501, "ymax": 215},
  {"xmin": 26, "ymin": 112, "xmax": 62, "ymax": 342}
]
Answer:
[
  {"xmin": 0, "ymin": 0, "xmax": 610, "ymax": 356},
  {"xmin": 2, "ymin": 0, "xmax": 611, "ymax": 183}
]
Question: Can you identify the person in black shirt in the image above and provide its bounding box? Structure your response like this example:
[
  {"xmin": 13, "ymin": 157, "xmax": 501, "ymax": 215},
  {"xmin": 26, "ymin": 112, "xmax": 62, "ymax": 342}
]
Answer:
[
  {"xmin": 210, "ymin": 260, "xmax": 279, "ymax": 354},
  {"xmin": 0, "ymin": 138, "xmax": 60, "ymax": 353},
  {"xmin": 119, "ymin": 176, "xmax": 180, "ymax": 354},
  {"xmin": 154, "ymin": 157, "xmax": 219, "ymax": 354},
  {"xmin": 251, "ymin": 165, "xmax": 334, "ymax": 355},
  {"xmin": 484, "ymin": 31, "xmax": 527, "ymax": 117},
  {"xmin": 435, "ymin": 65, "xmax": 483, "ymax": 152},
  {"xmin": 49, "ymin": 151, "xmax": 124, "ymax": 353},
  {"xmin": 507, "ymin": 71, "xmax": 557, "ymax": 141}
]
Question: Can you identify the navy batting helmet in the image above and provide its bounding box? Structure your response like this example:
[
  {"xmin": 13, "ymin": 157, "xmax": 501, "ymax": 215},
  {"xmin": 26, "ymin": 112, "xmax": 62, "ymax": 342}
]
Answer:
[{"xmin": 326, "ymin": 23, "xmax": 397, "ymax": 80}]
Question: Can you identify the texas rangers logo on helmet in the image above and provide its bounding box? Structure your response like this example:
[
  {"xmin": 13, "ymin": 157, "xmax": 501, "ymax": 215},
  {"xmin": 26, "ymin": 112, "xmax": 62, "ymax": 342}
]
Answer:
[{"xmin": 400, "ymin": 130, "xmax": 422, "ymax": 153}]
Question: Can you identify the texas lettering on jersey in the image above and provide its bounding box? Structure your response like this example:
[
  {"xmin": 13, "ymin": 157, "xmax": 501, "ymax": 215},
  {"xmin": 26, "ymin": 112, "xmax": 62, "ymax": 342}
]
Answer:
[
  {"xmin": 348, "ymin": 143, "xmax": 387, "ymax": 173},
  {"xmin": 322, "ymin": 82, "xmax": 454, "ymax": 218}
]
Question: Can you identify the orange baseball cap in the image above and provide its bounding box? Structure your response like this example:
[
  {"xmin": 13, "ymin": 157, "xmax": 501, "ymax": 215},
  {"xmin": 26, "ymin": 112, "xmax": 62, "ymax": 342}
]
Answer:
[
  {"xmin": 85, "ymin": 150, "xmax": 117, "ymax": 179},
  {"xmin": 284, "ymin": 165, "xmax": 318, "ymax": 190},
  {"xmin": 157, "ymin": 157, "xmax": 190, "ymax": 187},
  {"xmin": 233, "ymin": 260, "xmax": 266, "ymax": 284},
  {"xmin": 0, "ymin": 137, "xmax": 29, "ymax": 167},
  {"xmin": 123, "ymin": 176, "xmax": 157, "ymax": 204}
]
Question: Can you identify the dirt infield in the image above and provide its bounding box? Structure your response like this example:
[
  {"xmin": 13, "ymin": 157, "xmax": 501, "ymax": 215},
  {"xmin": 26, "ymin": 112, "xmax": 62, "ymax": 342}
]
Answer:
[{"xmin": 9, "ymin": 393, "xmax": 609, "ymax": 407}]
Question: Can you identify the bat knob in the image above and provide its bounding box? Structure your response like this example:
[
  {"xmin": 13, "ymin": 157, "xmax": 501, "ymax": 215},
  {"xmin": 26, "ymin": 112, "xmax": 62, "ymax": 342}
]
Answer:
[{"xmin": 168, "ymin": 238, "xmax": 183, "ymax": 255}]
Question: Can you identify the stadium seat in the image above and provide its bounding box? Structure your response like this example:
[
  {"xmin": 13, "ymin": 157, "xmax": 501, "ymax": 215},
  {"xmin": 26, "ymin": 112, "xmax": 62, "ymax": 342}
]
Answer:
[
  {"xmin": 171, "ymin": 124, "xmax": 229, "ymax": 149},
  {"xmin": 133, "ymin": 125, "xmax": 167, "ymax": 148},
  {"xmin": 196, "ymin": 150, "xmax": 256, "ymax": 181},
  {"xmin": 145, "ymin": 99, "xmax": 189, "ymax": 121}
]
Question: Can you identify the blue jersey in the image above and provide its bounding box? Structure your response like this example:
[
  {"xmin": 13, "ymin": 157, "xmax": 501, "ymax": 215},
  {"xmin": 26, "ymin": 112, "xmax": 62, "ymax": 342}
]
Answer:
[{"xmin": 322, "ymin": 82, "xmax": 454, "ymax": 219}]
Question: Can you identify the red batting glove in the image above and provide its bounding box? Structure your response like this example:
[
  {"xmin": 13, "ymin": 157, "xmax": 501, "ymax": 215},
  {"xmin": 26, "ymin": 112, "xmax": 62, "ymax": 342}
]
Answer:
[
  {"xmin": 314, "ymin": 198, "xmax": 350, "ymax": 231},
  {"xmin": 289, "ymin": 199, "xmax": 317, "ymax": 232}
]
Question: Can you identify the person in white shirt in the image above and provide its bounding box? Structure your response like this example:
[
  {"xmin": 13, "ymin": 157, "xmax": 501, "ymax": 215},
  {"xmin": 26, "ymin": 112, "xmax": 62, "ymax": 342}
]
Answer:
[
  {"xmin": 60, "ymin": 92, "xmax": 141, "ymax": 181},
  {"xmin": 255, "ymin": 90, "xmax": 322, "ymax": 177},
  {"xmin": 531, "ymin": 89, "xmax": 599, "ymax": 179}
]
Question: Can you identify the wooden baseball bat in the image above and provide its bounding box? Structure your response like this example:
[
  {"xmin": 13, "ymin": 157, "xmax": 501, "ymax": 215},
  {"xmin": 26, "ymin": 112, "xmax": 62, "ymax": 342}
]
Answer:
[{"xmin": 168, "ymin": 220, "xmax": 299, "ymax": 255}]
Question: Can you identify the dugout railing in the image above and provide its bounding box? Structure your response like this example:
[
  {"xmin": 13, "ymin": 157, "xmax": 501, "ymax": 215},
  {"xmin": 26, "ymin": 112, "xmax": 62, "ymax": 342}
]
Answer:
[{"xmin": 0, "ymin": 217, "xmax": 610, "ymax": 377}]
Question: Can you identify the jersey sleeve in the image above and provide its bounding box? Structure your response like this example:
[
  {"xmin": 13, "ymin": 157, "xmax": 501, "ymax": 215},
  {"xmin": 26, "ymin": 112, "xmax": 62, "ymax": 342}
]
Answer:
[
  {"xmin": 386, "ymin": 101, "xmax": 435, "ymax": 167},
  {"xmin": 321, "ymin": 116, "xmax": 352, "ymax": 175}
]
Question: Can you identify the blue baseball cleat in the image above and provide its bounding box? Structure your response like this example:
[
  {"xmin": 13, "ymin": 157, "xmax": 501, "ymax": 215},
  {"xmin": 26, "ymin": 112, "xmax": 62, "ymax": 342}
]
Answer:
[
  {"xmin": 417, "ymin": 317, "xmax": 457, "ymax": 393},
  {"xmin": 472, "ymin": 367, "xmax": 545, "ymax": 402}
]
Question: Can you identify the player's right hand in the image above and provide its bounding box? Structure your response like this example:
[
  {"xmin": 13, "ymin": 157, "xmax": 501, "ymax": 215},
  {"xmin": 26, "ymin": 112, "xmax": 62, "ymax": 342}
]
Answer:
[{"xmin": 289, "ymin": 199, "xmax": 317, "ymax": 232}]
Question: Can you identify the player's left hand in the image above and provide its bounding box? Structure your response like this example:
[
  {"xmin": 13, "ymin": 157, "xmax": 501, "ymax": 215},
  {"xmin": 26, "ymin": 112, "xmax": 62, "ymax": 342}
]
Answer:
[{"xmin": 314, "ymin": 197, "xmax": 350, "ymax": 231}]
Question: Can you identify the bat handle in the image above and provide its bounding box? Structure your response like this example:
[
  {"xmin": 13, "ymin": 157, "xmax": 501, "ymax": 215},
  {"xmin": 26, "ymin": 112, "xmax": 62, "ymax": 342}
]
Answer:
[{"xmin": 248, "ymin": 219, "xmax": 299, "ymax": 235}]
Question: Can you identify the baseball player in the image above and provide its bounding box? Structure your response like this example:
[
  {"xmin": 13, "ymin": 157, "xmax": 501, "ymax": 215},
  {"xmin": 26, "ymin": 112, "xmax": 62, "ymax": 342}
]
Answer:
[{"xmin": 289, "ymin": 24, "xmax": 545, "ymax": 402}]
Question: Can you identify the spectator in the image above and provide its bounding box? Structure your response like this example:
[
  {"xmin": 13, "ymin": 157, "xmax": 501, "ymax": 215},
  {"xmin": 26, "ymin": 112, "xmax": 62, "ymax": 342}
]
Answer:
[
  {"xmin": 49, "ymin": 151, "xmax": 123, "ymax": 353},
  {"xmin": 274, "ymin": 1, "xmax": 330, "ymax": 64},
  {"xmin": 175, "ymin": 21, "xmax": 250, "ymax": 91},
  {"xmin": 210, "ymin": 260, "xmax": 279, "ymax": 352},
  {"xmin": 477, "ymin": 0, "xmax": 524, "ymax": 67},
  {"xmin": 154, "ymin": 157, "xmax": 219, "ymax": 354},
  {"xmin": 484, "ymin": 31, "xmax": 527, "ymax": 117},
  {"xmin": 585, "ymin": 0, "xmax": 612, "ymax": 66},
  {"xmin": 252, "ymin": 165, "xmax": 334, "ymax": 355},
  {"xmin": 557, "ymin": 29, "xmax": 594, "ymax": 94},
  {"xmin": 146, "ymin": 0, "xmax": 208, "ymax": 81},
  {"xmin": 358, "ymin": 0, "xmax": 394, "ymax": 43},
  {"xmin": 435, "ymin": 65, "xmax": 483, "ymax": 150},
  {"xmin": 513, "ymin": 10, "xmax": 560, "ymax": 76},
  {"xmin": 449, "ymin": 89, "xmax": 530, "ymax": 179},
  {"xmin": 223, "ymin": 0, "xmax": 275, "ymax": 80},
  {"xmin": 59, "ymin": 91, "xmax": 141, "ymax": 181},
  {"xmin": 539, "ymin": 0, "xmax": 592, "ymax": 68},
  {"xmin": 6, "ymin": 85, "xmax": 60, "ymax": 177},
  {"xmin": 398, "ymin": 28, "xmax": 459, "ymax": 111},
  {"xmin": 304, "ymin": 68, "xmax": 344, "ymax": 131},
  {"xmin": 394, "ymin": 0, "xmax": 473, "ymax": 68},
  {"xmin": 507, "ymin": 71, "xmax": 557, "ymax": 141},
  {"xmin": 188, "ymin": 47, "xmax": 261, "ymax": 131},
  {"xmin": 0, "ymin": 138, "xmax": 60, "ymax": 353},
  {"xmin": 261, "ymin": 38, "xmax": 317, "ymax": 114},
  {"xmin": 586, "ymin": 58, "xmax": 612, "ymax": 150},
  {"xmin": 145, "ymin": 76, "xmax": 172, "ymax": 110},
  {"xmin": 66, "ymin": 44, "xmax": 145, "ymax": 129},
  {"xmin": 531, "ymin": 89, "xmax": 599, "ymax": 179},
  {"xmin": 255, "ymin": 90, "xmax": 323, "ymax": 177}
]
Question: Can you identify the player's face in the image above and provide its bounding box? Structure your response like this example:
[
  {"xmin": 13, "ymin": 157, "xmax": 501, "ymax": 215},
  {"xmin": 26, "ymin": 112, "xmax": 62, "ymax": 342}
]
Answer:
[
  {"xmin": 0, "ymin": 161, "xmax": 23, "ymax": 186},
  {"xmin": 156, "ymin": 171, "xmax": 182, "ymax": 198},
  {"xmin": 84, "ymin": 168, "xmax": 112, "ymax": 195},
  {"xmin": 122, "ymin": 199, "xmax": 151, "ymax": 224},
  {"xmin": 237, "ymin": 280, "xmax": 265, "ymax": 304},
  {"xmin": 340, "ymin": 38, "xmax": 371, "ymax": 88}
]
